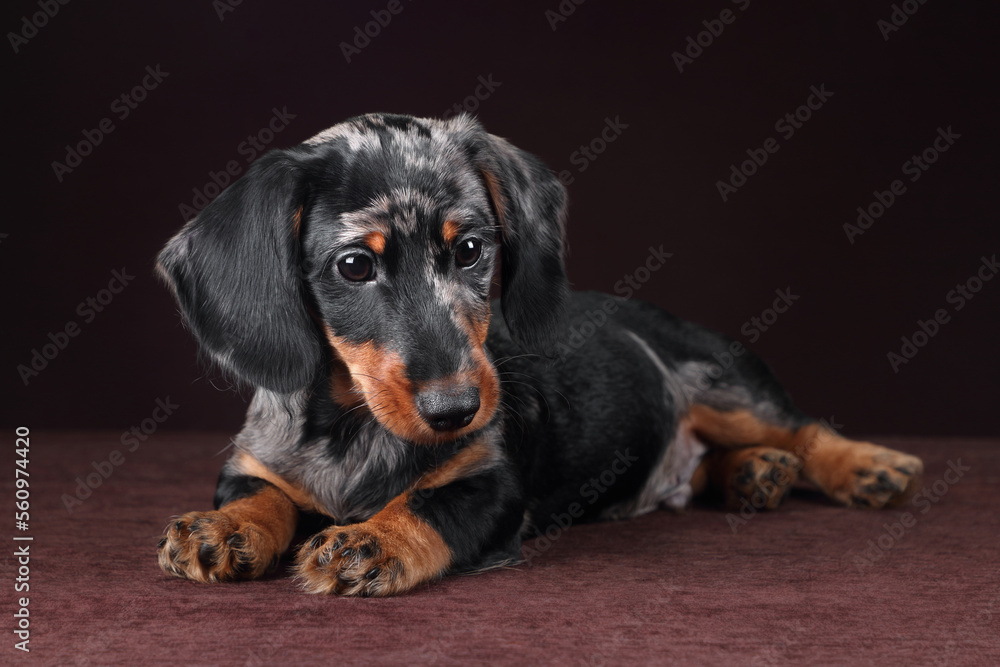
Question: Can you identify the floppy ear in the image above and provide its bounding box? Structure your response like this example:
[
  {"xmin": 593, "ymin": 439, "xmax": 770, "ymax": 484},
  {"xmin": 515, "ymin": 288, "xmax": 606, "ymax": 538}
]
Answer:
[
  {"xmin": 472, "ymin": 130, "xmax": 569, "ymax": 351},
  {"xmin": 157, "ymin": 148, "xmax": 321, "ymax": 393}
]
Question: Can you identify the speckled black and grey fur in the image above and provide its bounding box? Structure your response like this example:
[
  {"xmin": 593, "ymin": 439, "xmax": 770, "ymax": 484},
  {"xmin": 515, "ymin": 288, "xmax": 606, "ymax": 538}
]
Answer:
[{"xmin": 157, "ymin": 112, "xmax": 893, "ymax": 593}]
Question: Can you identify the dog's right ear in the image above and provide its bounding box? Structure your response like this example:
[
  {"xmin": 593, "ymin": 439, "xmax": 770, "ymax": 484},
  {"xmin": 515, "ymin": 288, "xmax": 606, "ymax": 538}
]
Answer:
[
  {"xmin": 457, "ymin": 120, "xmax": 570, "ymax": 353},
  {"xmin": 157, "ymin": 148, "xmax": 321, "ymax": 393}
]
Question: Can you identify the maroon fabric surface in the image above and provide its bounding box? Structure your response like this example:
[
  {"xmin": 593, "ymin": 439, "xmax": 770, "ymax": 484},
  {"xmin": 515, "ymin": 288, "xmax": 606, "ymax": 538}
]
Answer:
[{"xmin": 3, "ymin": 433, "xmax": 998, "ymax": 665}]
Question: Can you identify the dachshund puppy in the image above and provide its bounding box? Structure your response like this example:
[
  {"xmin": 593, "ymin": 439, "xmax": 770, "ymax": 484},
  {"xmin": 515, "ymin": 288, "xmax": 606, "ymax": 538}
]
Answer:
[{"xmin": 156, "ymin": 112, "xmax": 923, "ymax": 596}]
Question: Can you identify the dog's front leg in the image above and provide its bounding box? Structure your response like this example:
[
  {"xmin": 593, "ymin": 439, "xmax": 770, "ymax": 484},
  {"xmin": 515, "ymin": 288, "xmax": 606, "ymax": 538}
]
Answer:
[
  {"xmin": 295, "ymin": 439, "xmax": 522, "ymax": 597},
  {"xmin": 158, "ymin": 479, "xmax": 298, "ymax": 583}
]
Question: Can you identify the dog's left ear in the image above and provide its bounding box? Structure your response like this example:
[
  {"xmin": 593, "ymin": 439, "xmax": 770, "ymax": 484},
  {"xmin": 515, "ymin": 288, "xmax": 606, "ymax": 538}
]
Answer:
[
  {"xmin": 157, "ymin": 148, "xmax": 322, "ymax": 393},
  {"xmin": 466, "ymin": 126, "xmax": 569, "ymax": 351}
]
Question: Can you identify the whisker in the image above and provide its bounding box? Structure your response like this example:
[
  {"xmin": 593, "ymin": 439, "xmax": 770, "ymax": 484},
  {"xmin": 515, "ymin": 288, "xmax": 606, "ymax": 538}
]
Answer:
[
  {"xmin": 500, "ymin": 371, "xmax": 571, "ymax": 410},
  {"xmin": 497, "ymin": 378, "xmax": 559, "ymax": 423},
  {"xmin": 492, "ymin": 353, "xmax": 543, "ymax": 368},
  {"xmin": 499, "ymin": 399, "xmax": 527, "ymax": 434}
]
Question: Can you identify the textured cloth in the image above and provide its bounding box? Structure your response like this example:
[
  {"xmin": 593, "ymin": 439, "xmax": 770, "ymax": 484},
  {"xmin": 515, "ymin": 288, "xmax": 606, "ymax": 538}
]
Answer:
[{"xmin": 8, "ymin": 433, "xmax": 998, "ymax": 665}]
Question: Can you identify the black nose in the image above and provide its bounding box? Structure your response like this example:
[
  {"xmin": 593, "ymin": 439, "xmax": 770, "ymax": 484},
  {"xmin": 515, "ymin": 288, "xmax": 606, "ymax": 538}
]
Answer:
[{"xmin": 415, "ymin": 387, "xmax": 480, "ymax": 431}]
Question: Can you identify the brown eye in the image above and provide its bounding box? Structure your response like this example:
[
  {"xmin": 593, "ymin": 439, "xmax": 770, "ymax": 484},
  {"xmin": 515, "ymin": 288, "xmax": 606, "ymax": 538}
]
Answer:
[
  {"xmin": 337, "ymin": 254, "xmax": 375, "ymax": 282},
  {"xmin": 455, "ymin": 239, "xmax": 482, "ymax": 268}
]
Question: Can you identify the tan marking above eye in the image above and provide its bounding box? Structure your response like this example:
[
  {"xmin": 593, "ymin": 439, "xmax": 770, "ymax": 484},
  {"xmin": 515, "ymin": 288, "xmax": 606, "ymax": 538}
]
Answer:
[
  {"xmin": 364, "ymin": 231, "xmax": 387, "ymax": 254},
  {"xmin": 442, "ymin": 220, "xmax": 460, "ymax": 245}
]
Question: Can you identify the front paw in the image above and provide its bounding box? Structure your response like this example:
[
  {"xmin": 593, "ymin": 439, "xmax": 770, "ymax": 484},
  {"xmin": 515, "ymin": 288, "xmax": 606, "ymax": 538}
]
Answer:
[
  {"xmin": 294, "ymin": 525, "xmax": 404, "ymax": 597},
  {"xmin": 158, "ymin": 511, "xmax": 281, "ymax": 582}
]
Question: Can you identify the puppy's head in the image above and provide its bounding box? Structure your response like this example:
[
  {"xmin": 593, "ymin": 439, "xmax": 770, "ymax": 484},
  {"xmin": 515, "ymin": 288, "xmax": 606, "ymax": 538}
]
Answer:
[{"xmin": 158, "ymin": 113, "xmax": 568, "ymax": 443}]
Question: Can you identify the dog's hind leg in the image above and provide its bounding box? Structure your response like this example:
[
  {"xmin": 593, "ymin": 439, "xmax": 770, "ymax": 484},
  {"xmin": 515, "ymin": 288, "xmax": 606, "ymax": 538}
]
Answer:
[{"xmin": 688, "ymin": 404, "xmax": 923, "ymax": 509}]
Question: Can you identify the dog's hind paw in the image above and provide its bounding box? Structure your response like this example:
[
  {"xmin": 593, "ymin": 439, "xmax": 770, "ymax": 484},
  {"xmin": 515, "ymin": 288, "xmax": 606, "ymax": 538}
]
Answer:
[{"xmin": 805, "ymin": 438, "xmax": 924, "ymax": 509}]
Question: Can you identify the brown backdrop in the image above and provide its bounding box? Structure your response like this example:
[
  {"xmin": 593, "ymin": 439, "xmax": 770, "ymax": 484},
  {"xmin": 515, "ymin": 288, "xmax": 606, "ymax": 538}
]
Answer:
[{"xmin": 3, "ymin": 0, "xmax": 997, "ymax": 435}]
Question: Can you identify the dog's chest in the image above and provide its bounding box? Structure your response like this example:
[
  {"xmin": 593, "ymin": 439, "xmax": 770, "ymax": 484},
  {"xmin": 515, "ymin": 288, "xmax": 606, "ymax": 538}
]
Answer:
[
  {"xmin": 290, "ymin": 436, "xmax": 418, "ymax": 523},
  {"xmin": 236, "ymin": 390, "xmax": 422, "ymax": 523}
]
